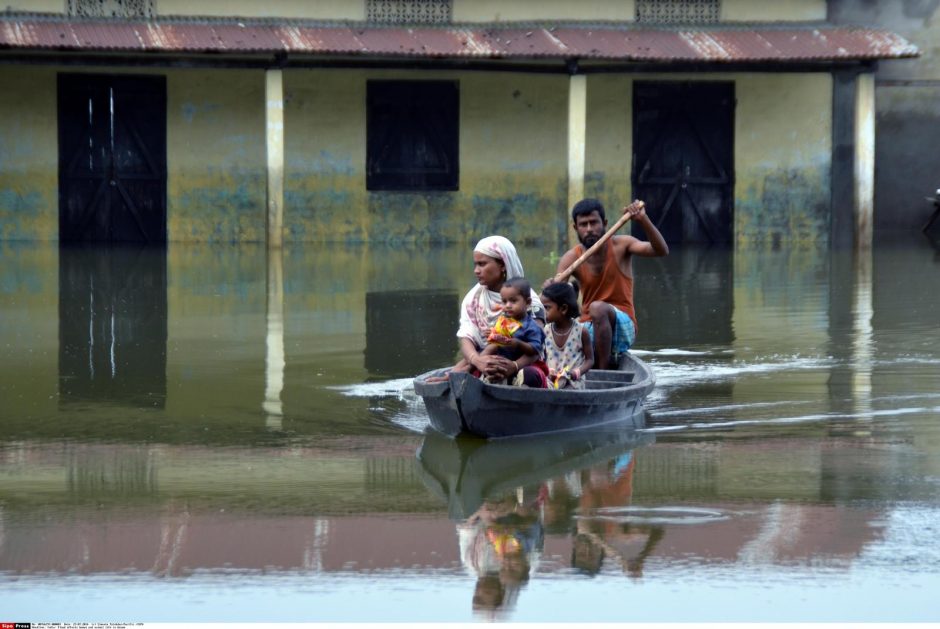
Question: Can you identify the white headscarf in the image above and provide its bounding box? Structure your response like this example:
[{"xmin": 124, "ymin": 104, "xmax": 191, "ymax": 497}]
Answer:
[
  {"xmin": 457, "ymin": 236, "xmax": 544, "ymax": 348},
  {"xmin": 473, "ymin": 236, "xmax": 525, "ymax": 281}
]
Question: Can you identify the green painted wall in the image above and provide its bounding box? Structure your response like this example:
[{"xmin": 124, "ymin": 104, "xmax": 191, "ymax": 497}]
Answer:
[
  {"xmin": 0, "ymin": 67, "xmax": 58, "ymax": 241},
  {"xmin": 284, "ymin": 69, "xmax": 569, "ymax": 245},
  {"xmin": 166, "ymin": 69, "xmax": 267, "ymax": 242}
]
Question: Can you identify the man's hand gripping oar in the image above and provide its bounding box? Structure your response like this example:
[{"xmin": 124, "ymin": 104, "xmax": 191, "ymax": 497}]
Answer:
[{"xmin": 551, "ymin": 200, "xmax": 645, "ymax": 284}]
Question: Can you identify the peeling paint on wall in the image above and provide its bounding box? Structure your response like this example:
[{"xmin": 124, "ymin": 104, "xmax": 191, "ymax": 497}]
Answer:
[
  {"xmin": 0, "ymin": 67, "xmax": 59, "ymax": 241},
  {"xmin": 283, "ymin": 69, "xmax": 569, "ymax": 245},
  {"xmin": 736, "ymin": 167, "xmax": 830, "ymax": 246}
]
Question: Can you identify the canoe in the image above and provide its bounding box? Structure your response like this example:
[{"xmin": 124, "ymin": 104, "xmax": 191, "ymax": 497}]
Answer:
[
  {"xmin": 412, "ymin": 352, "xmax": 655, "ymax": 439},
  {"xmin": 415, "ymin": 425, "xmax": 655, "ymax": 519}
]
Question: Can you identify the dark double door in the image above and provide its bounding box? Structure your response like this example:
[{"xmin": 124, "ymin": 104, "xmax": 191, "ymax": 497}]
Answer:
[
  {"xmin": 632, "ymin": 81, "xmax": 735, "ymax": 245},
  {"xmin": 58, "ymin": 74, "xmax": 167, "ymax": 243}
]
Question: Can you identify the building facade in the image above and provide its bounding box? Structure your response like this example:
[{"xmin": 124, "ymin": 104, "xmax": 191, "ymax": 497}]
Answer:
[
  {"xmin": 0, "ymin": 0, "xmax": 916, "ymax": 246},
  {"xmin": 829, "ymin": 0, "xmax": 940, "ymax": 235}
]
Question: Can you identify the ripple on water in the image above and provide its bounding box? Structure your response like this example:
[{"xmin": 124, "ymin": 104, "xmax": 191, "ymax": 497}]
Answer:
[{"xmin": 577, "ymin": 505, "xmax": 731, "ymax": 526}]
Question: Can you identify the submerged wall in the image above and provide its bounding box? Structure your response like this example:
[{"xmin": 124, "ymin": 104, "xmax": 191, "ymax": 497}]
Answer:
[
  {"xmin": 0, "ymin": 65, "xmax": 831, "ymax": 246},
  {"xmin": 582, "ymin": 72, "xmax": 832, "ymax": 246},
  {"xmin": 0, "ymin": 67, "xmax": 58, "ymax": 241},
  {"xmin": 830, "ymin": 0, "xmax": 940, "ymax": 234},
  {"xmin": 166, "ymin": 69, "xmax": 267, "ymax": 242},
  {"xmin": 284, "ymin": 69, "xmax": 569, "ymax": 246},
  {"xmin": 734, "ymin": 73, "xmax": 832, "ymax": 246}
]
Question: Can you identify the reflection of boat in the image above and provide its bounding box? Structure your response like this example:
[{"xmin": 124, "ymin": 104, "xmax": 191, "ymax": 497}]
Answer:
[
  {"xmin": 413, "ymin": 353, "xmax": 655, "ymax": 438},
  {"xmin": 415, "ymin": 426, "xmax": 655, "ymax": 519}
]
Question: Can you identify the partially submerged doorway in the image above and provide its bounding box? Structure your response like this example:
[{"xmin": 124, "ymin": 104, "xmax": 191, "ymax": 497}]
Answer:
[
  {"xmin": 632, "ymin": 81, "xmax": 734, "ymax": 245},
  {"xmin": 58, "ymin": 74, "xmax": 167, "ymax": 243}
]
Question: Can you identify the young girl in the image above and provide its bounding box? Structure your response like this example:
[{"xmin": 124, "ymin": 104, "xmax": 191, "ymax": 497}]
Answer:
[
  {"xmin": 541, "ymin": 282, "xmax": 594, "ymax": 389},
  {"xmin": 479, "ymin": 278, "xmax": 549, "ymax": 388}
]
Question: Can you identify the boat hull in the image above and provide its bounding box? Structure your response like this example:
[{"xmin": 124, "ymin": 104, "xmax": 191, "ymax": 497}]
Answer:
[{"xmin": 413, "ymin": 353, "xmax": 655, "ymax": 439}]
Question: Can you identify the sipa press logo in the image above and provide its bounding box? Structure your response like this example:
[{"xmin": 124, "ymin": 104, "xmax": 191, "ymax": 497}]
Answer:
[{"xmin": 1, "ymin": 624, "xmax": 30, "ymax": 629}]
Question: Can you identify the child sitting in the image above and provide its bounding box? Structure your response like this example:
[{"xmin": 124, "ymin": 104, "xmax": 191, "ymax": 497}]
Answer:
[
  {"xmin": 479, "ymin": 278, "xmax": 549, "ymax": 388},
  {"xmin": 541, "ymin": 282, "xmax": 594, "ymax": 389}
]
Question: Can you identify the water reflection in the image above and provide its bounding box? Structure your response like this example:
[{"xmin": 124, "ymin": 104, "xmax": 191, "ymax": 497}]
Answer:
[
  {"xmin": 1, "ymin": 241, "xmax": 939, "ymax": 622},
  {"xmin": 634, "ymin": 246, "xmax": 734, "ymax": 349},
  {"xmin": 417, "ymin": 427, "xmax": 655, "ymax": 615},
  {"xmin": 264, "ymin": 248, "xmax": 285, "ymax": 428},
  {"xmin": 58, "ymin": 245, "xmax": 167, "ymax": 408},
  {"xmin": 365, "ymin": 289, "xmax": 459, "ymax": 377},
  {"xmin": 461, "ymin": 493, "xmax": 543, "ymax": 616}
]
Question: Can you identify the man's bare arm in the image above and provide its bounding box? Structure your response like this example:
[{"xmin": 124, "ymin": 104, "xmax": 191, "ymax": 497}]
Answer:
[{"xmin": 624, "ymin": 204, "xmax": 669, "ymax": 257}]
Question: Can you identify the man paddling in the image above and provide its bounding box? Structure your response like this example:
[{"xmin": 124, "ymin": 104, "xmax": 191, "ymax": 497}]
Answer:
[{"xmin": 547, "ymin": 198, "xmax": 669, "ymax": 369}]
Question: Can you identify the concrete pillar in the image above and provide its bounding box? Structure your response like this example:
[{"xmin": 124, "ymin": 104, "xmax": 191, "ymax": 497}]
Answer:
[
  {"xmin": 567, "ymin": 73, "xmax": 587, "ymax": 246},
  {"xmin": 831, "ymin": 68, "xmax": 876, "ymax": 250},
  {"xmin": 854, "ymin": 73, "xmax": 875, "ymax": 249},
  {"xmin": 265, "ymin": 69, "xmax": 285, "ymax": 249}
]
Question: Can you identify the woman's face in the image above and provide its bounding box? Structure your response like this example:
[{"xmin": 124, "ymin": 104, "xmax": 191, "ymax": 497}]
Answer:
[{"xmin": 473, "ymin": 252, "xmax": 505, "ymax": 290}]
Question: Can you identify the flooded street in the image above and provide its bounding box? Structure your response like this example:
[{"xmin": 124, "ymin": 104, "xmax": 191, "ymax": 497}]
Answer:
[{"xmin": 1, "ymin": 240, "xmax": 939, "ymax": 622}]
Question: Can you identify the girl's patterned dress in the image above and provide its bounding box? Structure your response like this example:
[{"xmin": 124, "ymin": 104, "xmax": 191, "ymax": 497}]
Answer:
[{"xmin": 544, "ymin": 320, "xmax": 586, "ymax": 390}]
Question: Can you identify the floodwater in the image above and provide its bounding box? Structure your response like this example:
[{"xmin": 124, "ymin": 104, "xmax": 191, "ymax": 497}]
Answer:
[{"xmin": 1, "ymin": 239, "xmax": 939, "ymax": 623}]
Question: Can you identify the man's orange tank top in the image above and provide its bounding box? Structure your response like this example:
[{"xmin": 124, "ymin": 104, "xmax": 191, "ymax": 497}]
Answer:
[{"xmin": 573, "ymin": 241, "xmax": 637, "ymax": 331}]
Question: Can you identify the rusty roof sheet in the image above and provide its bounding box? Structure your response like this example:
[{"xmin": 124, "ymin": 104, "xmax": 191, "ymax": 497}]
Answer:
[{"xmin": 0, "ymin": 17, "xmax": 919, "ymax": 62}]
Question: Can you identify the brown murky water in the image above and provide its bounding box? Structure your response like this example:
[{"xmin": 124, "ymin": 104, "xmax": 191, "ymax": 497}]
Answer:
[{"xmin": 1, "ymin": 239, "xmax": 939, "ymax": 622}]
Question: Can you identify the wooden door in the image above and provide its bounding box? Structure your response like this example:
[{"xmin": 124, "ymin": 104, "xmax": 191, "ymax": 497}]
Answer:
[
  {"xmin": 58, "ymin": 74, "xmax": 167, "ymax": 243},
  {"xmin": 632, "ymin": 81, "xmax": 734, "ymax": 245}
]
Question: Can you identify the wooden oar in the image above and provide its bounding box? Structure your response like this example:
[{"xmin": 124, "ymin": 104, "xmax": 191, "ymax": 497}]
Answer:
[{"xmin": 552, "ymin": 200, "xmax": 644, "ymax": 283}]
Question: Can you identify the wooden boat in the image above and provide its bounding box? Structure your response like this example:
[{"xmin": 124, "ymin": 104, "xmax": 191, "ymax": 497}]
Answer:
[
  {"xmin": 412, "ymin": 353, "xmax": 655, "ymax": 439},
  {"xmin": 415, "ymin": 426, "xmax": 655, "ymax": 519}
]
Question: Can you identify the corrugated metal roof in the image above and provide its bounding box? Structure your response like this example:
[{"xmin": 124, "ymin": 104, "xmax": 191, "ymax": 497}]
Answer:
[{"xmin": 0, "ymin": 16, "xmax": 919, "ymax": 62}]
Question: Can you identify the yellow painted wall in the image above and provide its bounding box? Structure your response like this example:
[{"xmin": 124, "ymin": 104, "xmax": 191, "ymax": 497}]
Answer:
[
  {"xmin": 155, "ymin": 0, "xmax": 822, "ymax": 23},
  {"xmin": 583, "ymin": 74, "xmax": 632, "ymax": 224},
  {"xmin": 156, "ymin": 0, "xmax": 364, "ymax": 19},
  {"xmin": 155, "ymin": 0, "xmax": 824, "ymax": 22},
  {"xmin": 284, "ymin": 69, "xmax": 569, "ymax": 245},
  {"xmin": 453, "ymin": 0, "xmax": 634, "ymax": 22},
  {"xmin": 3, "ymin": 0, "xmax": 64, "ymax": 13},
  {"xmin": 0, "ymin": 66, "xmax": 58, "ymax": 241},
  {"xmin": 722, "ymin": 0, "xmax": 825, "ymax": 22},
  {"xmin": 4, "ymin": 0, "xmax": 826, "ymax": 22},
  {"xmin": 0, "ymin": 63, "xmax": 831, "ymax": 246},
  {"xmin": 166, "ymin": 69, "xmax": 267, "ymax": 242},
  {"xmin": 734, "ymin": 73, "xmax": 832, "ymax": 245},
  {"xmin": 582, "ymin": 72, "xmax": 832, "ymax": 246}
]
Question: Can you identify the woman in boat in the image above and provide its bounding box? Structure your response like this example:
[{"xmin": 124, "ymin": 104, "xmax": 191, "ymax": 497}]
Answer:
[{"xmin": 452, "ymin": 235, "xmax": 546, "ymax": 385}]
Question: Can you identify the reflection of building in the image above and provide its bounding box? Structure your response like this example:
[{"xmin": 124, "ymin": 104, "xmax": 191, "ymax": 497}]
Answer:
[
  {"xmin": 0, "ymin": 437, "xmax": 894, "ymax": 592},
  {"xmin": 365, "ymin": 289, "xmax": 459, "ymax": 377},
  {"xmin": 58, "ymin": 247, "xmax": 168, "ymax": 407},
  {"xmin": 0, "ymin": 1, "xmax": 916, "ymax": 247}
]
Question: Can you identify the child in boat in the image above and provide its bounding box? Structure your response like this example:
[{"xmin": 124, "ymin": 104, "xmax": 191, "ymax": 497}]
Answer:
[
  {"xmin": 478, "ymin": 278, "xmax": 549, "ymax": 387},
  {"xmin": 541, "ymin": 282, "xmax": 594, "ymax": 389}
]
